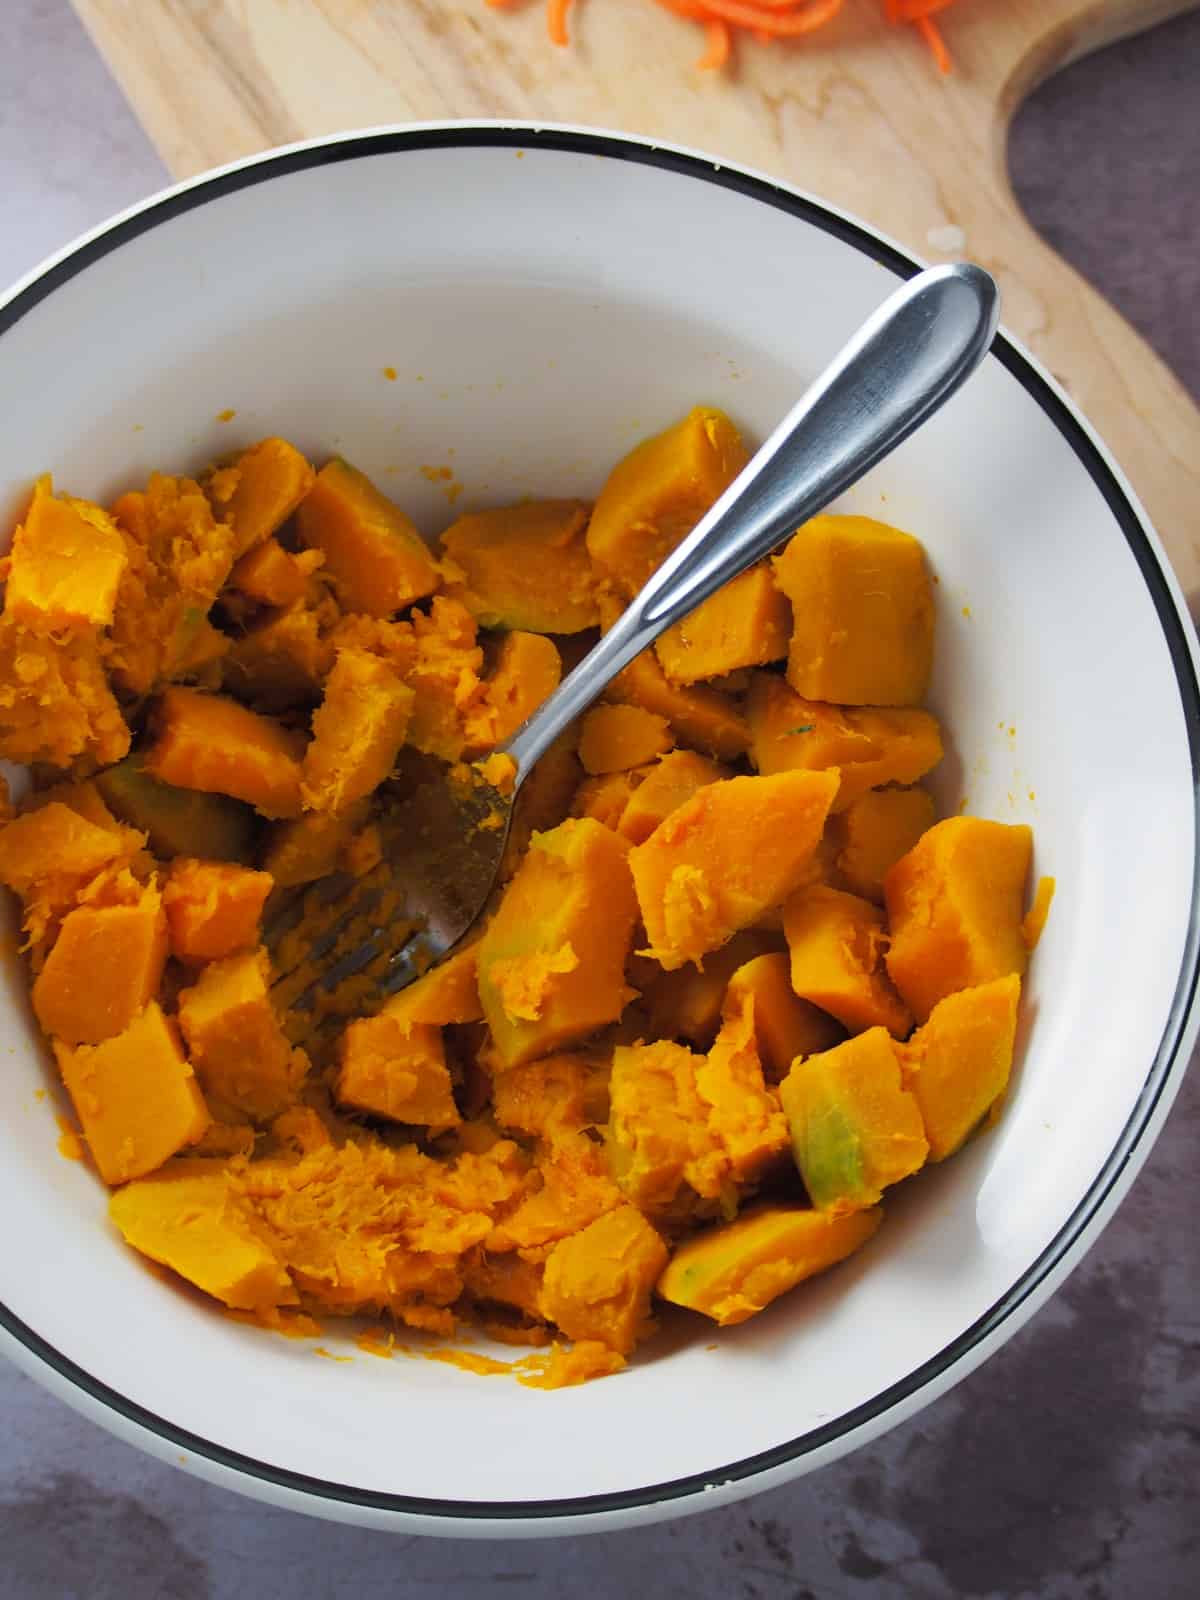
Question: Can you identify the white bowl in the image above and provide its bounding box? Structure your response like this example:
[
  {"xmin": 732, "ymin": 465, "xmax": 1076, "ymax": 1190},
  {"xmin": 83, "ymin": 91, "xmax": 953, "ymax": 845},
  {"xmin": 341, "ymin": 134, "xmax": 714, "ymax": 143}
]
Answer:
[{"xmin": 1, "ymin": 124, "xmax": 1197, "ymax": 1538}]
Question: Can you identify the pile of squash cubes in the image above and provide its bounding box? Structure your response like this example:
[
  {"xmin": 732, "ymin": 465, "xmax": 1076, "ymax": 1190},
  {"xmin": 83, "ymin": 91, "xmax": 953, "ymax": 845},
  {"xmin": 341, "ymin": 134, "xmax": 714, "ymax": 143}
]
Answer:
[{"xmin": 0, "ymin": 407, "xmax": 1043, "ymax": 1385}]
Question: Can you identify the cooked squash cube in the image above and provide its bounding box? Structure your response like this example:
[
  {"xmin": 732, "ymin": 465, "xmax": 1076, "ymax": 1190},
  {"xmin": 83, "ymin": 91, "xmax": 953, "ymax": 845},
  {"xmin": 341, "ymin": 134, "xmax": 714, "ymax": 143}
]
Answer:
[
  {"xmin": 783, "ymin": 884, "xmax": 911, "ymax": 1037},
  {"xmin": 657, "ymin": 1204, "xmax": 882, "ymax": 1326},
  {"xmin": 474, "ymin": 631, "xmax": 561, "ymax": 754},
  {"xmin": 772, "ymin": 514, "xmax": 934, "ymax": 706},
  {"xmin": 884, "ymin": 817, "xmax": 1033, "ymax": 1023},
  {"xmin": 571, "ymin": 770, "xmax": 645, "ymax": 830},
  {"xmin": 640, "ymin": 928, "xmax": 781, "ymax": 1048},
  {"xmin": 491, "ymin": 1052, "xmax": 610, "ymax": 1140},
  {"xmin": 606, "ymin": 1040, "xmax": 726, "ymax": 1215},
  {"xmin": 207, "ymin": 437, "xmax": 315, "ymax": 558},
  {"xmin": 228, "ymin": 536, "xmax": 324, "ymax": 609},
  {"xmin": 402, "ymin": 597, "xmax": 492, "ymax": 762},
  {"xmin": 540, "ymin": 1204, "xmax": 668, "ymax": 1354},
  {"xmin": 780, "ymin": 1028, "xmax": 928, "ymax": 1213},
  {"xmin": 462, "ymin": 1249, "xmax": 548, "ymax": 1323},
  {"xmin": 0, "ymin": 802, "xmax": 134, "ymax": 902},
  {"xmin": 260, "ymin": 804, "xmax": 366, "ymax": 888},
  {"xmin": 655, "ymin": 565, "xmax": 790, "ymax": 685},
  {"xmin": 145, "ymin": 687, "xmax": 305, "ymax": 820},
  {"xmin": 33, "ymin": 882, "xmax": 167, "ymax": 1045},
  {"xmin": 898, "ymin": 974, "xmax": 1021, "ymax": 1160},
  {"xmin": 106, "ymin": 472, "xmax": 238, "ymax": 697},
  {"xmin": 54, "ymin": 1002, "xmax": 209, "ymax": 1185},
  {"xmin": 163, "ymin": 857, "xmax": 274, "ymax": 963},
  {"xmin": 109, "ymin": 1159, "xmax": 295, "ymax": 1309},
  {"xmin": 830, "ymin": 786, "xmax": 937, "ymax": 902},
  {"xmin": 5, "ymin": 476, "xmax": 127, "ymax": 632},
  {"xmin": 0, "ymin": 615, "xmax": 130, "ymax": 769},
  {"xmin": 95, "ymin": 754, "xmax": 256, "ymax": 863},
  {"xmin": 697, "ymin": 1001, "xmax": 791, "ymax": 1185},
  {"xmin": 381, "ymin": 941, "xmax": 482, "ymax": 1029},
  {"xmin": 479, "ymin": 818, "xmax": 638, "ymax": 1067},
  {"xmin": 578, "ymin": 703, "xmax": 674, "ymax": 775},
  {"xmin": 489, "ymin": 1130, "xmax": 623, "ymax": 1252},
  {"xmin": 177, "ymin": 947, "xmax": 305, "ymax": 1121},
  {"xmin": 746, "ymin": 673, "xmax": 942, "ymax": 811},
  {"xmin": 616, "ymin": 749, "xmax": 728, "ymax": 845},
  {"xmin": 587, "ymin": 407, "xmax": 748, "ymax": 593},
  {"xmin": 723, "ymin": 951, "xmax": 844, "ymax": 1082},
  {"xmin": 500, "ymin": 732, "xmax": 581, "ymax": 881},
  {"xmin": 300, "ymin": 647, "xmax": 412, "ymax": 814},
  {"xmin": 296, "ymin": 458, "xmax": 440, "ymax": 616},
  {"xmin": 335, "ymin": 1016, "xmax": 461, "ymax": 1129},
  {"xmin": 631, "ymin": 770, "xmax": 840, "ymax": 971},
  {"xmin": 598, "ymin": 592, "xmax": 748, "ymax": 759},
  {"xmin": 440, "ymin": 499, "xmax": 598, "ymax": 633},
  {"xmin": 223, "ymin": 605, "xmax": 334, "ymax": 713}
]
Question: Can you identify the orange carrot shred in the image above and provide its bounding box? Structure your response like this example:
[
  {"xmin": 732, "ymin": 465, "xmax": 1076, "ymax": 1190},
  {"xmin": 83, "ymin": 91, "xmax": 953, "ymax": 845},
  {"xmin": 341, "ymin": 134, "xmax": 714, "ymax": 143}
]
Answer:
[
  {"xmin": 497, "ymin": 0, "xmax": 961, "ymax": 74},
  {"xmin": 547, "ymin": 0, "xmax": 573, "ymax": 45},
  {"xmin": 697, "ymin": 17, "xmax": 733, "ymax": 67},
  {"xmin": 916, "ymin": 14, "xmax": 952, "ymax": 71}
]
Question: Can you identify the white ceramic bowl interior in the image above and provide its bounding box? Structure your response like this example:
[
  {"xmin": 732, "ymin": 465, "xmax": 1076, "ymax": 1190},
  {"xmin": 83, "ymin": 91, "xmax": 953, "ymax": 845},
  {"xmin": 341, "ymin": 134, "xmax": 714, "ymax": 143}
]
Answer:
[{"xmin": 0, "ymin": 126, "xmax": 1197, "ymax": 1537}]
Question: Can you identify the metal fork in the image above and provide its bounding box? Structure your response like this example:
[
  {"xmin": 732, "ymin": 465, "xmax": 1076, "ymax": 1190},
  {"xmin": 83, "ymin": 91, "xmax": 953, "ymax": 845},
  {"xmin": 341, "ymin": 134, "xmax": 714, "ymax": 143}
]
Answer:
[{"xmin": 266, "ymin": 262, "xmax": 1000, "ymax": 1025}]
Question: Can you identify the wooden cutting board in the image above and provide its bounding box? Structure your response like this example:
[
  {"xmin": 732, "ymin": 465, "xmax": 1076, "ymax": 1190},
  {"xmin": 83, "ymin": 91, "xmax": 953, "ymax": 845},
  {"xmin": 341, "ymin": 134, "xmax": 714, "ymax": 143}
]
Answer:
[{"xmin": 73, "ymin": 0, "xmax": 1200, "ymax": 603}]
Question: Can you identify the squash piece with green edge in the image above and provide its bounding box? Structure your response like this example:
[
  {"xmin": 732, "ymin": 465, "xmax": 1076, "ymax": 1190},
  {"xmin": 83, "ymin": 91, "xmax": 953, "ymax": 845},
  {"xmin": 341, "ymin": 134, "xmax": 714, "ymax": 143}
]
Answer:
[
  {"xmin": 783, "ymin": 883, "xmax": 912, "ymax": 1037},
  {"xmin": 440, "ymin": 499, "xmax": 598, "ymax": 633},
  {"xmin": 746, "ymin": 672, "xmax": 942, "ymax": 811},
  {"xmin": 109, "ymin": 1159, "xmax": 296, "ymax": 1309},
  {"xmin": 772, "ymin": 513, "xmax": 934, "ymax": 706},
  {"xmin": 780, "ymin": 1028, "xmax": 928, "ymax": 1214},
  {"xmin": 630, "ymin": 770, "xmax": 840, "ymax": 971},
  {"xmin": 95, "ymin": 754, "xmax": 256, "ymax": 862},
  {"xmin": 897, "ymin": 974, "xmax": 1021, "ymax": 1160},
  {"xmin": 296, "ymin": 457, "xmax": 440, "ymax": 616},
  {"xmin": 53, "ymin": 1002, "xmax": 210, "ymax": 1186},
  {"xmin": 478, "ymin": 817, "xmax": 638, "ymax": 1068},
  {"xmin": 657, "ymin": 1203, "xmax": 882, "ymax": 1326},
  {"xmin": 884, "ymin": 816, "xmax": 1033, "ymax": 1023},
  {"xmin": 587, "ymin": 406, "xmax": 749, "ymax": 594}
]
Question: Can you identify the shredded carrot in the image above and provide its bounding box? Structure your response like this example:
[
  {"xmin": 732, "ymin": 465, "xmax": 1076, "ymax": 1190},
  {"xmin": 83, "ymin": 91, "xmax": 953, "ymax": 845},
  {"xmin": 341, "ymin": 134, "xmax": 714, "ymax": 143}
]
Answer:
[
  {"xmin": 697, "ymin": 17, "xmax": 732, "ymax": 67},
  {"xmin": 547, "ymin": 0, "xmax": 573, "ymax": 43},
  {"xmin": 503, "ymin": 0, "xmax": 963, "ymax": 72}
]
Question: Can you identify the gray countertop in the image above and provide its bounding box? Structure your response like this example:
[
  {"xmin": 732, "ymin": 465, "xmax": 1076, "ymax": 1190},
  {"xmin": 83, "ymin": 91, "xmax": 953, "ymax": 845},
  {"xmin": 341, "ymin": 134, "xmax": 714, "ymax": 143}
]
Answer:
[{"xmin": 2, "ymin": 5, "xmax": 1198, "ymax": 1596}]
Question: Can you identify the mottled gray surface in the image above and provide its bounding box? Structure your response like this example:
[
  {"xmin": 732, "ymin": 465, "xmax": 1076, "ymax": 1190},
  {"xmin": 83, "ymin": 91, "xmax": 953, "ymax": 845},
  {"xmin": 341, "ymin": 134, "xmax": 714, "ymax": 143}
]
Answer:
[{"xmin": 1, "ymin": 4, "xmax": 1198, "ymax": 1596}]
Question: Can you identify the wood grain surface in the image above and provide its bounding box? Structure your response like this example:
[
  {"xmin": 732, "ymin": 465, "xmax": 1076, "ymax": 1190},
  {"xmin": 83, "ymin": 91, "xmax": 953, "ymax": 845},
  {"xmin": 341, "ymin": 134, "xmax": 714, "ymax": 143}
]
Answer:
[{"xmin": 72, "ymin": 0, "xmax": 1200, "ymax": 602}]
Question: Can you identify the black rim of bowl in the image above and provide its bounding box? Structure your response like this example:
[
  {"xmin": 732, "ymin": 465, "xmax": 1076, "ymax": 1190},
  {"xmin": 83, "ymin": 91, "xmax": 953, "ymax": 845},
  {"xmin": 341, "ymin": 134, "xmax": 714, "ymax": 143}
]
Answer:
[{"xmin": 1, "ymin": 124, "xmax": 1198, "ymax": 1526}]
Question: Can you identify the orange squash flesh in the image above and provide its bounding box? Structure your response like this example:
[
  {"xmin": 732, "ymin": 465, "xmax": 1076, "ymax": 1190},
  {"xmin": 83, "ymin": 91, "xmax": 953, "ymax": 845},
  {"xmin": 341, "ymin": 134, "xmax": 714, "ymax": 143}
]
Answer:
[
  {"xmin": 296, "ymin": 457, "xmax": 440, "ymax": 616},
  {"xmin": 0, "ymin": 423, "xmax": 1046, "ymax": 1379},
  {"xmin": 145, "ymin": 687, "xmax": 306, "ymax": 820},
  {"xmin": 54, "ymin": 1003, "xmax": 210, "ymax": 1186},
  {"xmin": 630, "ymin": 770, "xmax": 839, "ymax": 970}
]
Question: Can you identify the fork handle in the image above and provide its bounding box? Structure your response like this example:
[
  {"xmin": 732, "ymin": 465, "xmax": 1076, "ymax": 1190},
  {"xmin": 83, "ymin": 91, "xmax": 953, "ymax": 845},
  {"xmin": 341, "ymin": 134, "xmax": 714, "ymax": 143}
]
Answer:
[{"xmin": 502, "ymin": 261, "xmax": 1000, "ymax": 781}]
